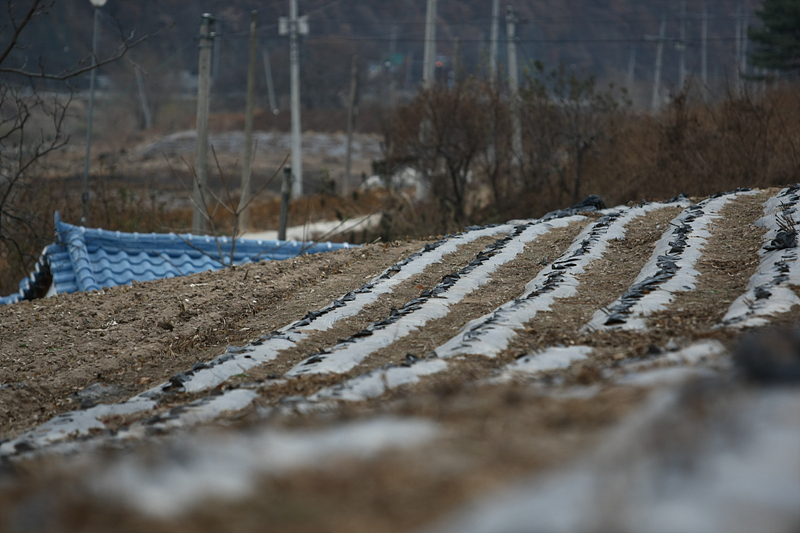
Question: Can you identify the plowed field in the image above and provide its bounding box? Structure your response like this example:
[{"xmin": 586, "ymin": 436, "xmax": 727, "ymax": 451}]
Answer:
[{"xmin": 1, "ymin": 187, "xmax": 799, "ymax": 533}]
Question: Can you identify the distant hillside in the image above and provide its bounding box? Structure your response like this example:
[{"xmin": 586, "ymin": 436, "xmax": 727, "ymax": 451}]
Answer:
[{"xmin": 4, "ymin": 0, "xmax": 763, "ymax": 110}]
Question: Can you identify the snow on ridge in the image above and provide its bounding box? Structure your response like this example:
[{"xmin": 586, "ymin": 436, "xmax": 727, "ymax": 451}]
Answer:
[
  {"xmin": 435, "ymin": 201, "xmax": 680, "ymax": 360},
  {"xmin": 0, "ymin": 397, "xmax": 157, "ymax": 456},
  {"xmin": 422, "ymin": 387, "xmax": 800, "ymax": 533},
  {"xmin": 154, "ymin": 223, "xmax": 514, "ymax": 394},
  {"xmin": 585, "ymin": 190, "xmax": 757, "ymax": 332},
  {"xmin": 497, "ymin": 346, "xmax": 593, "ymax": 380},
  {"xmin": 90, "ymin": 417, "xmax": 438, "ymax": 519},
  {"xmin": 0, "ymin": 224, "xmax": 512, "ymax": 456},
  {"xmin": 297, "ymin": 223, "xmax": 514, "ymax": 332},
  {"xmin": 722, "ymin": 185, "xmax": 800, "ymax": 328},
  {"xmin": 287, "ymin": 216, "xmax": 583, "ymax": 376},
  {"xmin": 309, "ymin": 358, "xmax": 449, "ymax": 403}
]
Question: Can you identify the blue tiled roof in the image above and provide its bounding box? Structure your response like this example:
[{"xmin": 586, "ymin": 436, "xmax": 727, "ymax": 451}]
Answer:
[{"xmin": 0, "ymin": 213, "xmax": 354, "ymax": 305}]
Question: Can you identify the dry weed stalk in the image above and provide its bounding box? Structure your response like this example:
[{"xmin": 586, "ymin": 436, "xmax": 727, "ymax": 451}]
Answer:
[{"xmin": 166, "ymin": 147, "xmax": 288, "ymax": 267}]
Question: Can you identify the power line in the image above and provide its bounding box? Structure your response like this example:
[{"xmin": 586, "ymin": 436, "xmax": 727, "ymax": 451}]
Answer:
[
  {"xmin": 222, "ymin": 0, "xmax": 344, "ymax": 38},
  {"xmin": 317, "ymin": 36, "xmax": 743, "ymax": 45}
]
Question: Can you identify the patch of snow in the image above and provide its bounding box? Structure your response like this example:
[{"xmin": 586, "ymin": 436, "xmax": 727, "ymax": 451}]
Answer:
[
  {"xmin": 180, "ymin": 336, "xmax": 298, "ymax": 393},
  {"xmin": 287, "ymin": 217, "xmax": 582, "ymax": 376},
  {"xmin": 422, "ymin": 388, "xmax": 800, "ymax": 533},
  {"xmin": 548, "ymin": 384, "xmax": 603, "ymax": 399},
  {"xmin": 298, "ymin": 223, "xmax": 515, "ymax": 332},
  {"xmin": 623, "ymin": 340, "xmax": 727, "ymax": 373},
  {"xmin": 160, "ymin": 223, "xmax": 515, "ymax": 393},
  {"xmin": 0, "ymin": 397, "xmax": 156, "ymax": 456},
  {"xmin": 722, "ymin": 186, "xmax": 800, "ymax": 328},
  {"xmin": 435, "ymin": 202, "xmax": 680, "ymax": 359},
  {"xmin": 586, "ymin": 191, "xmax": 757, "ymax": 331},
  {"xmin": 91, "ymin": 417, "xmax": 438, "ymax": 519},
  {"xmin": 617, "ymin": 366, "xmax": 718, "ymax": 387},
  {"xmin": 1, "ymin": 224, "xmax": 513, "ymax": 456},
  {"xmin": 310, "ymin": 359, "xmax": 449, "ymax": 402},
  {"xmin": 498, "ymin": 346, "xmax": 593, "ymax": 380},
  {"xmin": 153, "ymin": 389, "xmax": 259, "ymax": 430},
  {"xmin": 241, "ymin": 213, "xmax": 381, "ymax": 242}
]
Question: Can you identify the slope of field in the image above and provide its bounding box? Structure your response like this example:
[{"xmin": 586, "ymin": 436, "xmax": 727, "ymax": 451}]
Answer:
[{"xmin": 0, "ymin": 188, "xmax": 798, "ymax": 533}]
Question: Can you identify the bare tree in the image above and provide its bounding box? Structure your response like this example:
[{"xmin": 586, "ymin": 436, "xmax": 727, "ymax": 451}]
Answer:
[
  {"xmin": 388, "ymin": 79, "xmax": 492, "ymax": 226},
  {"xmin": 524, "ymin": 62, "xmax": 626, "ymax": 203},
  {"xmin": 0, "ymin": 0, "xmax": 147, "ymax": 282}
]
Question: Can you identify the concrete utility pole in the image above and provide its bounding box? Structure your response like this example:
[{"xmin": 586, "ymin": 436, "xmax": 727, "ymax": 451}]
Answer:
[
  {"xmin": 679, "ymin": 0, "xmax": 687, "ymax": 88},
  {"xmin": 239, "ymin": 11, "xmax": 258, "ymax": 233},
  {"xmin": 280, "ymin": 0, "xmax": 308, "ymax": 198},
  {"xmin": 212, "ymin": 19, "xmax": 221, "ymax": 79},
  {"xmin": 262, "ymin": 48, "xmax": 279, "ymax": 114},
  {"xmin": 193, "ymin": 13, "xmax": 214, "ymax": 234},
  {"xmin": 344, "ymin": 55, "xmax": 359, "ymax": 196},
  {"xmin": 423, "ymin": 0, "xmax": 437, "ymax": 87},
  {"xmin": 647, "ymin": 13, "xmax": 667, "ymax": 114},
  {"xmin": 82, "ymin": 0, "xmax": 106, "ymax": 224},
  {"xmin": 490, "ymin": 0, "xmax": 500, "ymax": 85},
  {"xmin": 507, "ymin": 4, "xmax": 522, "ymax": 161},
  {"xmin": 627, "ymin": 45, "xmax": 637, "ymax": 90}
]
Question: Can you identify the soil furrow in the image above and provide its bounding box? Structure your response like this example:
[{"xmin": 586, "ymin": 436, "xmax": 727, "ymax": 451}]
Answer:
[
  {"xmin": 345, "ymin": 220, "xmax": 586, "ymax": 376},
  {"xmin": 0, "ymin": 242, "xmax": 426, "ymax": 441}
]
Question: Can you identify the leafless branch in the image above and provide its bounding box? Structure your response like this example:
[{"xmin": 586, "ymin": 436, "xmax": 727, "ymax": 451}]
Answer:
[
  {"xmin": 0, "ymin": 32, "xmax": 149, "ymax": 80},
  {"xmin": 0, "ymin": 0, "xmax": 47, "ymax": 67}
]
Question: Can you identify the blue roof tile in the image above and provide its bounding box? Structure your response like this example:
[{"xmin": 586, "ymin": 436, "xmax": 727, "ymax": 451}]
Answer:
[{"xmin": 0, "ymin": 212, "xmax": 354, "ymax": 305}]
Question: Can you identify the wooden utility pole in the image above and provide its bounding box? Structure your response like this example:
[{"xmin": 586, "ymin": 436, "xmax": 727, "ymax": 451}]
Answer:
[
  {"xmin": 648, "ymin": 13, "xmax": 667, "ymax": 114},
  {"xmin": 239, "ymin": 11, "xmax": 258, "ymax": 233},
  {"xmin": 507, "ymin": 5, "xmax": 522, "ymax": 161},
  {"xmin": 193, "ymin": 13, "xmax": 214, "ymax": 234},
  {"xmin": 344, "ymin": 55, "xmax": 359, "ymax": 196},
  {"xmin": 490, "ymin": 0, "xmax": 499, "ymax": 85},
  {"xmin": 423, "ymin": 0, "xmax": 437, "ymax": 87}
]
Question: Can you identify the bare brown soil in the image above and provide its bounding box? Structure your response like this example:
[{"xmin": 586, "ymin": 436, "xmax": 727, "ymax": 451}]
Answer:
[
  {"xmin": 0, "ymin": 190, "xmax": 794, "ymax": 533},
  {"xmin": 0, "ymin": 241, "xmax": 424, "ymax": 440}
]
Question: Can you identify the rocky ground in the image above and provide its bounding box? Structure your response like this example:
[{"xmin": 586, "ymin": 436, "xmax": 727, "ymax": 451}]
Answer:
[{"xmin": 0, "ymin": 187, "xmax": 799, "ymax": 533}]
